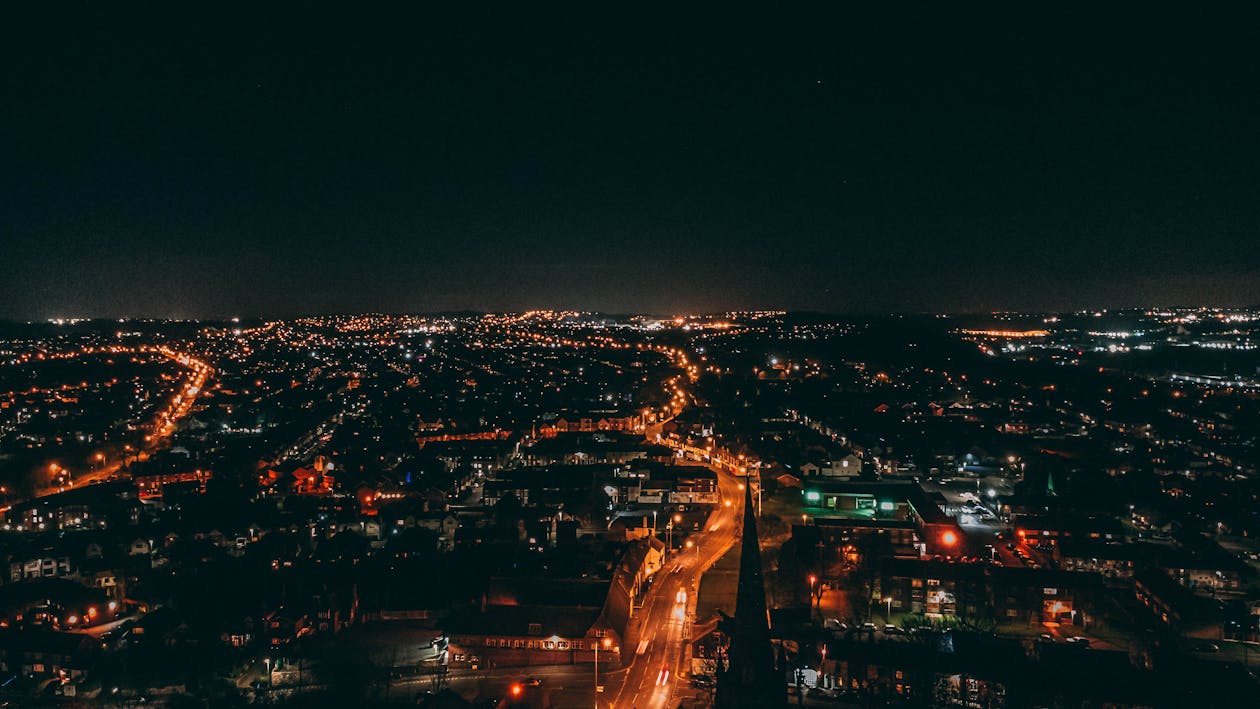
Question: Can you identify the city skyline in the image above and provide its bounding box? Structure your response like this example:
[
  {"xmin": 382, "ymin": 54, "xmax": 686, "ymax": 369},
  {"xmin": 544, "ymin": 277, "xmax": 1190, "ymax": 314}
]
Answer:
[{"xmin": 6, "ymin": 5, "xmax": 1260, "ymax": 707}]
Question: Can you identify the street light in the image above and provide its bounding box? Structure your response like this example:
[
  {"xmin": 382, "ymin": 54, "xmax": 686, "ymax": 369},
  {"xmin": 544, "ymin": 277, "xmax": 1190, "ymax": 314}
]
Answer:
[
  {"xmin": 594, "ymin": 636, "xmax": 612, "ymax": 708},
  {"xmin": 884, "ymin": 597, "xmax": 893, "ymax": 623},
  {"xmin": 264, "ymin": 658, "xmax": 272, "ymax": 689},
  {"xmin": 808, "ymin": 574, "xmax": 822, "ymax": 624}
]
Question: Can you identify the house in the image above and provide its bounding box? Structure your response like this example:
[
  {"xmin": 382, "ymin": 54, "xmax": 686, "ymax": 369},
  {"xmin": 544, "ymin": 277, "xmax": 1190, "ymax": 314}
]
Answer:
[
  {"xmin": 0, "ymin": 629, "xmax": 101, "ymax": 680},
  {"xmin": 879, "ymin": 558, "xmax": 1104, "ymax": 626},
  {"xmin": 616, "ymin": 536, "xmax": 665, "ymax": 601},
  {"xmin": 85, "ymin": 569, "xmax": 123, "ymax": 599},
  {"xmin": 9, "ymin": 555, "xmax": 75, "ymax": 582},
  {"xmin": 130, "ymin": 606, "xmax": 189, "ymax": 648},
  {"xmin": 1053, "ymin": 540, "xmax": 1136, "ymax": 578},
  {"xmin": 801, "ymin": 455, "xmax": 863, "ymax": 479}
]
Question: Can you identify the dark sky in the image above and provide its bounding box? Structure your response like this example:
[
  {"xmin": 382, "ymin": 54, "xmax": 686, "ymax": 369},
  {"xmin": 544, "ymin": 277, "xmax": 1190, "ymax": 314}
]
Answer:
[{"xmin": 3, "ymin": 5, "xmax": 1259, "ymax": 318}]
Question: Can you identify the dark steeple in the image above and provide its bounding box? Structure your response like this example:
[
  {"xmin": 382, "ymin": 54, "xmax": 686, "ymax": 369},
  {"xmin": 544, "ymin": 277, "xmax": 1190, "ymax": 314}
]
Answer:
[{"xmin": 715, "ymin": 479, "xmax": 786, "ymax": 708}]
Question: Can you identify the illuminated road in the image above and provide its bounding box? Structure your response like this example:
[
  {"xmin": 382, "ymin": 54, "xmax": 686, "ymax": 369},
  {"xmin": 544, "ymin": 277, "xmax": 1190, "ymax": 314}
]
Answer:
[
  {"xmin": 608, "ymin": 466, "xmax": 745, "ymax": 709},
  {"xmin": 33, "ymin": 348, "xmax": 213, "ymax": 497}
]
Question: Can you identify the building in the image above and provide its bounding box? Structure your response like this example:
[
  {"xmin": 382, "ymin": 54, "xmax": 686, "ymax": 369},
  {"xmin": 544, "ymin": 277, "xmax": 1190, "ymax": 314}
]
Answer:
[
  {"xmin": 715, "ymin": 483, "xmax": 787, "ymax": 707},
  {"xmin": 0, "ymin": 629, "xmax": 100, "ymax": 680},
  {"xmin": 801, "ymin": 481, "xmax": 964, "ymax": 556},
  {"xmin": 444, "ymin": 578, "xmax": 624, "ymax": 669}
]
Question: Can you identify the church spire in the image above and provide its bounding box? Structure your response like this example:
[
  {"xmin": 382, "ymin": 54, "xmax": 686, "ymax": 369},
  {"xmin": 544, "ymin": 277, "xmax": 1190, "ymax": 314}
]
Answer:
[{"xmin": 715, "ymin": 479, "xmax": 786, "ymax": 708}]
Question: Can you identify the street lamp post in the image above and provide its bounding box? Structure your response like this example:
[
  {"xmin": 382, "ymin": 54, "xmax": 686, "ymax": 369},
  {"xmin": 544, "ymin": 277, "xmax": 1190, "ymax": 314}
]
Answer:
[
  {"xmin": 594, "ymin": 636, "xmax": 611, "ymax": 708},
  {"xmin": 809, "ymin": 575, "xmax": 818, "ymax": 621},
  {"xmin": 755, "ymin": 470, "xmax": 762, "ymax": 517},
  {"xmin": 667, "ymin": 513, "xmax": 682, "ymax": 556}
]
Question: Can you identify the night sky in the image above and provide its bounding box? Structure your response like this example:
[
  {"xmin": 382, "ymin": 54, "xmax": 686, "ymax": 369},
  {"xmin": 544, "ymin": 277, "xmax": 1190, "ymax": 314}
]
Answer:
[{"xmin": 3, "ymin": 6, "xmax": 1259, "ymax": 318}]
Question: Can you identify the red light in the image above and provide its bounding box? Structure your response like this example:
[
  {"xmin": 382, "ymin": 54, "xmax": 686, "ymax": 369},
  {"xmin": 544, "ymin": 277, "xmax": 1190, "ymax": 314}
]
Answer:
[
  {"xmin": 941, "ymin": 531, "xmax": 958, "ymax": 547},
  {"xmin": 510, "ymin": 684, "xmax": 523, "ymax": 697}
]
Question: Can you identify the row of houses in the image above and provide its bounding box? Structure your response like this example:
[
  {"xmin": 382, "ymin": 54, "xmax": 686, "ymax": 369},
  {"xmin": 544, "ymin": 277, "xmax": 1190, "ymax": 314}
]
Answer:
[{"xmin": 444, "ymin": 536, "xmax": 663, "ymax": 669}]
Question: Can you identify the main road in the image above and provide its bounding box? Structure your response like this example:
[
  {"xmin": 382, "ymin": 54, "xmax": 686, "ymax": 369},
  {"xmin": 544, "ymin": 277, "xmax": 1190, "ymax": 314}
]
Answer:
[
  {"xmin": 608, "ymin": 465, "xmax": 746, "ymax": 709},
  {"xmin": 31, "ymin": 347, "xmax": 213, "ymax": 498},
  {"xmin": 382, "ymin": 466, "xmax": 747, "ymax": 709}
]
